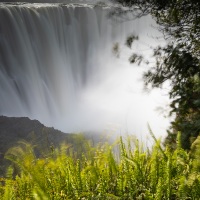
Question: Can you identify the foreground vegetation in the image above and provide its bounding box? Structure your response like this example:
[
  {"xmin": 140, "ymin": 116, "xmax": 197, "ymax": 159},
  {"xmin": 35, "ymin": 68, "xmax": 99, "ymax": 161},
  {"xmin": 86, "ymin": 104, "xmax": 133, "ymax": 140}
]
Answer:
[{"xmin": 1, "ymin": 132, "xmax": 200, "ymax": 199}]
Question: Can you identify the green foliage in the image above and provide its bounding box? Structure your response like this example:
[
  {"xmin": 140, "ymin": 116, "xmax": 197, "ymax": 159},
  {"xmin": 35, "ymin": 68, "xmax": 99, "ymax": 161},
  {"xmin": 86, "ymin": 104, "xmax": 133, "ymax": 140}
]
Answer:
[
  {"xmin": 125, "ymin": 34, "xmax": 138, "ymax": 48},
  {"xmin": 113, "ymin": 0, "xmax": 200, "ymax": 149},
  {"xmin": 144, "ymin": 43, "xmax": 200, "ymax": 149},
  {"xmin": 1, "ymin": 134, "xmax": 200, "ymax": 199}
]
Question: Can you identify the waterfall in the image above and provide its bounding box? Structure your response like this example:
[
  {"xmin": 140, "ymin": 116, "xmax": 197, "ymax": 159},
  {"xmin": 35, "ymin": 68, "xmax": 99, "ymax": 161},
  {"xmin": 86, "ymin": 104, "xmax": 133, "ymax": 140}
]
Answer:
[{"xmin": 0, "ymin": 3, "xmax": 170, "ymax": 138}]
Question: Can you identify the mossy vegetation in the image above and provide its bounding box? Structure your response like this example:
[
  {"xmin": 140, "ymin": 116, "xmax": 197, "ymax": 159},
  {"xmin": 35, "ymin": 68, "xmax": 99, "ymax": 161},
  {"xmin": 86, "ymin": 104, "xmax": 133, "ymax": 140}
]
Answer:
[{"xmin": 1, "ymin": 132, "xmax": 200, "ymax": 199}]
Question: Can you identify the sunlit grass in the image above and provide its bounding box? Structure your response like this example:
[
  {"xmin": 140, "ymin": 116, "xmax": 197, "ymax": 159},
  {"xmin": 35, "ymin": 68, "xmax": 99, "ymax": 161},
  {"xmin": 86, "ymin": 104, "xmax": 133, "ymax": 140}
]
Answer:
[{"xmin": 1, "ymin": 132, "xmax": 200, "ymax": 199}]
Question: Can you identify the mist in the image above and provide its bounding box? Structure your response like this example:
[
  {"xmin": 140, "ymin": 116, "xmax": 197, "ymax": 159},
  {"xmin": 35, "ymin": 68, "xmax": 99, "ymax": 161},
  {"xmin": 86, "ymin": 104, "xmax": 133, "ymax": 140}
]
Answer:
[{"xmin": 0, "ymin": 3, "xmax": 171, "ymax": 140}]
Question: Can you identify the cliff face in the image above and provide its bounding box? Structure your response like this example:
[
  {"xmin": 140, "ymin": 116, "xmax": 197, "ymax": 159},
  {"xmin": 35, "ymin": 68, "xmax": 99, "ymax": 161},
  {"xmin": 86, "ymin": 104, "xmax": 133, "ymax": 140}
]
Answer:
[{"xmin": 0, "ymin": 116, "xmax": 73, "ymax": 176}]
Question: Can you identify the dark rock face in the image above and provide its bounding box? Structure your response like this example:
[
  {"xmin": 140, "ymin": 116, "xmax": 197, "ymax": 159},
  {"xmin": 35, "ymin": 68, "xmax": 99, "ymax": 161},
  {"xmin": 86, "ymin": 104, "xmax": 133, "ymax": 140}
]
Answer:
[{"xmin": 0, "ymin": 116, "xmax": 73, "ymax": 176}]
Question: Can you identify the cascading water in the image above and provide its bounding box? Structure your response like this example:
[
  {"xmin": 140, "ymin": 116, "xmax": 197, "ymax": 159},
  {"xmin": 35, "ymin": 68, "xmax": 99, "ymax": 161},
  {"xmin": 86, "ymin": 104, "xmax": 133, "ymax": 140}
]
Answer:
[{"xmin": 0, "ymin": 2, "xmax": 170, "ymax": 138}]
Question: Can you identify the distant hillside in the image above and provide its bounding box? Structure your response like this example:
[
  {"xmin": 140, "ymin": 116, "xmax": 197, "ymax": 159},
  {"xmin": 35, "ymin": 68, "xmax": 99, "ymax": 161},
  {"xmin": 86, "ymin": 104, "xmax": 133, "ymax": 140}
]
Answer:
[
  {"xmin": 0, "ymin": 116, "xmax": 112, "ymax": 177},
  {"xmin": 0, "ymin": 116, "xmax": 85, "ymax": 176}
]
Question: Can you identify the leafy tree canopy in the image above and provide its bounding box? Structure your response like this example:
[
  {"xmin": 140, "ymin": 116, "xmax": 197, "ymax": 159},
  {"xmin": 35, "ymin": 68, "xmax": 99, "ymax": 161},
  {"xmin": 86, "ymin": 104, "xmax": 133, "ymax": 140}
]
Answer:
[{"xmin": 113, "ymin": 0, "xmax": 200, "ymax": 149}]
